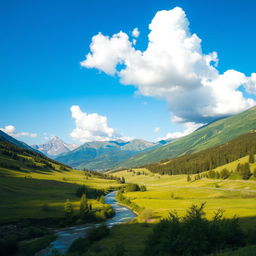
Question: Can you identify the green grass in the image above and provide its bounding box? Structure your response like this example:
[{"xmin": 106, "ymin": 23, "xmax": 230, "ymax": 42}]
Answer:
[
  {"xmin": 112, "ymin": 169, "xmax": 256, "ymax": 222},
  {"xmin": 0, "ymin": 166, "xmax": 119, "ymax": 223},
  {"xmin": 83, "ymin": 223, "xmax": 153, "ymax": 256},
  {"xmin": 17, "ymin": 234, "xmax": 57, "ymax": 256},
  {"xmin": 217, "ymin": 245, "xmax": 256, "ymax": 256}
]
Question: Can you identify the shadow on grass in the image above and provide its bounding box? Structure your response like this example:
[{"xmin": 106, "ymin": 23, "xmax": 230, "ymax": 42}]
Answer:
[{"xmin": 67, "ymin": 214, "xmax": 256, "ymax": 256}]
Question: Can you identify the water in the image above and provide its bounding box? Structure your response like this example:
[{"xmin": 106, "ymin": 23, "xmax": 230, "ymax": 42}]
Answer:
[{"xmin": 36, "ymin": 191, "xmax": 136, "ymax": 256}]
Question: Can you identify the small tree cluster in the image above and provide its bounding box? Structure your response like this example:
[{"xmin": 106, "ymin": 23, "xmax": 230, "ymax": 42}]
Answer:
[{"xmin": 236, "ymin": 163, "xmax": 252, "ymax": 180}]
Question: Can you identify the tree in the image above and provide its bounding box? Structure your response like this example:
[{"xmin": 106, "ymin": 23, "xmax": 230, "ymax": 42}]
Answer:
[
  {"xmin": 64, "ymin": 199, "xmax": 74, "ymax": 218},
  {"xmin": 254, "ymin": 168, "xmax": 256, "ymax": 178},
  {"xmin": 187, "ymin": 175, "xmax": 191, "ymax": 182},
  {"xmin": 249, "ymin": 152, "xmax": 255, "ymax": 163},
  {"xmin": 119, "ymin": 177, "xmax": 125, "ymax": 184},
  {"xmin": 80, "ymin": 193, "xmax": 89, "ymax": 219},
  {"xmin": 140, "ymin": 185, "xmax": 147, "ymax": 192},
  {"xmin": 239, "ymin": 163, "xmax": 252, "ymax": 180},
  {"xmin": 220, "ymin": 168, "xmax": 230, "ymax": 179}
]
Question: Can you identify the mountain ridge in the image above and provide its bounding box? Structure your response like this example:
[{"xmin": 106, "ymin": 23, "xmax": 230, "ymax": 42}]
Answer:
[
  {"xmin": 116, "ymin": 106, "xmax": 256, "ymax": 168},
  {"xmin": 32, "ymin": 136, "xmax": 79, "ymax": 157},
  {"xmin": 55, "ymin": 139, "xmax": 158, "ymax": 171}
]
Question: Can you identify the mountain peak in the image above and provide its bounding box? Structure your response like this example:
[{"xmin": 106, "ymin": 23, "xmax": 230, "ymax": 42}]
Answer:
[{"xmin": 32, "ymin": 137, "xmax": 79, "ymax": 157}]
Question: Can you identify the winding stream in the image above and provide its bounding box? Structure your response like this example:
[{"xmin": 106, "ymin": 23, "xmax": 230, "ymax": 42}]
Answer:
[{"xmin": 36, "ymin": 191, "xmax": 136, "ymax": 256}]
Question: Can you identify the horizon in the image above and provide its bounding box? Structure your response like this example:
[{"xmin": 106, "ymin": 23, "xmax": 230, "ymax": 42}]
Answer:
[{"xmin": 1, "ymin": 0, "xmax": 256, "ymax": 145}]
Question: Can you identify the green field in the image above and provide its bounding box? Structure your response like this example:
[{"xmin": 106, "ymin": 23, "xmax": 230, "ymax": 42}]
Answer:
[
  {"xmin": 112, "ymin": 168, "xmax": 256, "ymax": 222},
  {"xmin": 0, "ymin": 166, "xmax": 119, "ymax": 223}
]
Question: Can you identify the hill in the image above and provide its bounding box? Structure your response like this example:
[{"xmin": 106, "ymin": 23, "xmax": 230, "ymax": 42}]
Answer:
[
  {"xmin": 56, "ymin": 139, "xmax": 157, "ymax": 171},
  {"xmin": 0, "ymin": 133, "xmax": 119, "ymax": 223},
  {"xmin": 144, "ymin": 131, "xmax": 256, "ymax": 175},
  {"xmin": 0, "ymin": 130, "xmax": 39, "ymax": 153},
  {"xmin": 117, "ymin": 106, "xmax": 256, "ymax": 168}
]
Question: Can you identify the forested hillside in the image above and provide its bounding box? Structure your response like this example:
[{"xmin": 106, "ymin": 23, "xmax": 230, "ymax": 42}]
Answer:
[
  {"xmin": 144, "ymin": 131, "xmax": 256, "ymax": 175},
  {"xmin": 117, "ymin": 106, "xmax": 256, "ymax": 168},
  {"xmin": 0, "ymin": 136, "xmax": 71, "ymax": 173}
]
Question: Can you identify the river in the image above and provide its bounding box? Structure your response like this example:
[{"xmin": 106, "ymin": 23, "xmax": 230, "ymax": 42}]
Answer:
[{"xmin": 36, "ymin": 191, "xmax": 136, "ymax": 256}]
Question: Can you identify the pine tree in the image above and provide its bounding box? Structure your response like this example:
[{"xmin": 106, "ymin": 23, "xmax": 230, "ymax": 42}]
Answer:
[
  {"xmin": 187, "ymin": 175, "xmax": 191, "ymax": 182},
  {"xmin": 80, "ymin": 193, "xmax": 89, "ymax": 219},
  {"xmin": 249, "ymin": 152, "xmax": 255, "ymax": 163},
  {"xmin": 64, "ymin": 199, "xmax": 74, "ymax": 218},
  {"xmin": 240, "ymin": 163, "xmax": 252, "ymax": 180}
]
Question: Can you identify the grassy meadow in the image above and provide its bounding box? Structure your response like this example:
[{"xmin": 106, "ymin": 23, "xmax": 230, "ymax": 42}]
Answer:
[
  {"xmin": 0, "ymin": 166, "xmax": 119, "ymax": 223},
  {"xmin": 111, "ymin": 165, "xmax": 256, "ymax": 223}
]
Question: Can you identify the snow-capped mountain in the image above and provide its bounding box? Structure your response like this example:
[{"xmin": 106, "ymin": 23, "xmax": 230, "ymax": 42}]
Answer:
[{"xmin": 32, "ymin": 136, "xmax": 79, "ymax": 157}]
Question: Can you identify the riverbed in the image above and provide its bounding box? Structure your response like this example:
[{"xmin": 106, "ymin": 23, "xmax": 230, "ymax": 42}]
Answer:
[{"xmin": 36, "ymin": 191, "xmax": 136, "ymax": 256}]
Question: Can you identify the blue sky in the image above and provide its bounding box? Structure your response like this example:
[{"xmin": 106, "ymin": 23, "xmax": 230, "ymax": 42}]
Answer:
[{"xmin": 1, "ymin": 0, "xmax": 256, "ymax": 145}]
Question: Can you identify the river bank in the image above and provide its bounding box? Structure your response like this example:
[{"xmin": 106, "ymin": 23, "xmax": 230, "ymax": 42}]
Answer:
[{"xmin": 36, "ymin": 191, "xmax": 136, "ymax": 256}]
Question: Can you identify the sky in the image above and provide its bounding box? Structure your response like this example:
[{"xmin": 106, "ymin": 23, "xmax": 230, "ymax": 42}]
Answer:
[{"xmin": 1, "ymin": 0, "xmax": 256, "ymax": 145}]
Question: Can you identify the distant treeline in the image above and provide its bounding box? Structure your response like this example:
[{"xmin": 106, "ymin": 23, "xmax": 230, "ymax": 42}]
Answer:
[
  {"xmin": 0, "ymin": 138, "xmax": 71, "ymax": 171},
  {"xmin": 144, "ymin": 132, "xmax": 256, "ymax": 175},
  {"xmin": 83, "ymin": 169, "xmax": 126, "ymax": 184}
]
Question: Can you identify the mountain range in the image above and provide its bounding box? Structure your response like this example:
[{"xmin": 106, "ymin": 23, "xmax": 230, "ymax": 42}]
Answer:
[
  {"xmin": 116, "ymin": 106, "xmax": 256, "ymax": 168},
  {"xmin": 3, "ymin": 106, "xmax": 256, "ymax": 172},
  {"xmin": 55, "ymin": 139, "xmax": 159, "ymax": 171},
  {"xmin": 32, "ymin": 136, "xmax": 78, "ymax": 157}
]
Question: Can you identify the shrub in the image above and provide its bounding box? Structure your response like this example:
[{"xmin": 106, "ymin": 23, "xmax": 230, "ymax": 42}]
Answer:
[{"xmin": 144, "ymin": 203, "xmax": 245, "ymax": 256}]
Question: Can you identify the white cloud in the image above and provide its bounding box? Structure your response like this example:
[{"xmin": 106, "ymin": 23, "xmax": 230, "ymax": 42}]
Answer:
[
  {"xmin": 159, "ymin": 122, "xmax": 203, "ymax": 140},
  {"xmin": 70, "ymin": 105, "xmax": 125, "ymax": 143},
  {"xmin": 0, "ymin": 125, "xmax": 37, "ymax": 138},
  {"xmin": 244, "ymin": 73, "xmax": 256, "ymax": 94},
  {"xmin": 132, "ymin": 27, "xmax": 140, "ymax": 38},
  {"xmin": 80, "ymin": 32, "xmax": 136, "ymax": 75},
  {"xmin": 154, "ymin": 127, "xmax": 161, "ymax": 133},
  {"xmin": 81, "ymin": 6, "xmax": 256, "ymax": 124}
]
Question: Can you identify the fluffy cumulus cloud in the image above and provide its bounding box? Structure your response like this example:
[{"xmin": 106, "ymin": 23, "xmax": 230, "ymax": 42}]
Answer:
[
  {"xmin": 70, "ymin": 105, "xmax": 124, "ymax": 143},
  {"xmin": 0, "ymin": 125, "xmax": 37, "ymax": 138},
  {"xmin": 159, "ymin": 122, "xmax": 203, "ymax": 141},
  {"xmin": 81, "ymin": 6, "xmax": 256, "ymax": 128}
]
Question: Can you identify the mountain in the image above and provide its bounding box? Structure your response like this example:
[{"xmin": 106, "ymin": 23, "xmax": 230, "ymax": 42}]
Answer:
[
  {"xmin": 55, "ymin": 139, "xmax": 157, "ymax": 171},
  {"xmin": 32, "ymin": 136, "xmax": 79, "ymax": 157},
  {"xmin": 0, "ymin": 130, "xmax": 40, "ymax": 153},
  {"xmin": 0, "ymin": 131, "xmax": 71, "ymax": 173},
  {"xmin": 144, "ymin": 131, "xmax": 256, "ymax": 175},
  {"xmin": 117, "ymin": 106, "xmax": 256, "ymax": 168}
]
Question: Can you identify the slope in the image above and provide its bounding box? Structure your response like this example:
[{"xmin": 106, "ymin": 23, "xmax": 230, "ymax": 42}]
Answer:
[
  {"xmin": 56, "ymin": 139, "xmax": 157, "ymax": 171},
  {"xmin": 32, "ymin": 136, "xmax": 78, "ymax": 157},
  {"xmin": 0, "ymin": 130, "xmax": 39, "ymax": 153},
  {"xmin": 0, "ymin": 136, "xmax": 119, "ymax": 223},
  {"xmin": 117, "ymin": 106, "xmax": 256, "ymax": 168}
]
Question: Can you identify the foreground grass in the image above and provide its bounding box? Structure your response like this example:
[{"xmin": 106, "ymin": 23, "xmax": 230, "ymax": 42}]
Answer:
[
  {"xmin": 17, "ymin": 234, "xmax": 57, "ymax": 256},
  {"xmin": 217, "ymin": 245, "xmax": 256, "ymax": 256},
  {"xmin": 75, "ymin": 223, "xmax": 153, "ymax": 256}
]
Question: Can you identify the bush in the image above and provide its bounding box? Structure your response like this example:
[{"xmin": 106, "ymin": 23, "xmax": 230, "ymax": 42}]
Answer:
[
  {"xmin": 140, "ymin": 185, "xmax": 147, "ymax": 192},
  {"xmin": 125, "ymin": 183, "xmax": 140, "ymax": 192},
  {"xmin": 144, "ymin": 203, "xmax": 245, "ymax": 256}
]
